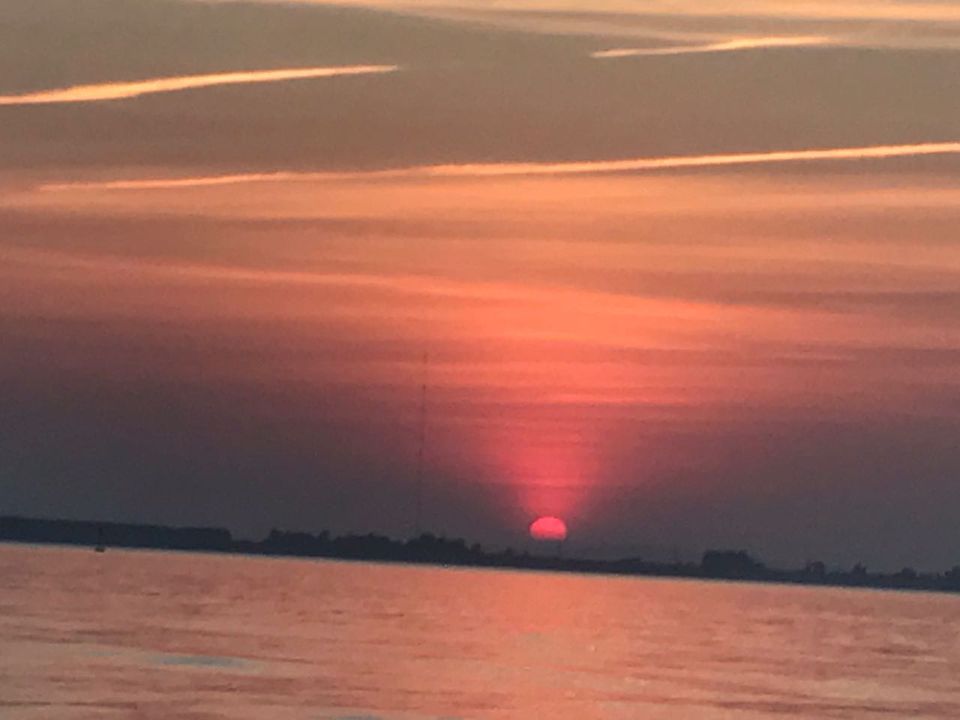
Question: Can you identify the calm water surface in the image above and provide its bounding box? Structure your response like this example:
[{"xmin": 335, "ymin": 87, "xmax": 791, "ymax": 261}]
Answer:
[{"xmin": 2, "ymin": 544, "xmax": 960, "ymax": 719}]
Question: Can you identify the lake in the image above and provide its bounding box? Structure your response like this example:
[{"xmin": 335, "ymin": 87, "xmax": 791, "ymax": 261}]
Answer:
[{"xmin": 2, "ymin": 544, "xmax": 960, "ymax": 719}]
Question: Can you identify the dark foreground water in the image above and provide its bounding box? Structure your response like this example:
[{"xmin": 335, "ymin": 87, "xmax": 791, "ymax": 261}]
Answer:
[{"xmin": 2, "ymin": 544, "xmax": 960, "ymax": 719}]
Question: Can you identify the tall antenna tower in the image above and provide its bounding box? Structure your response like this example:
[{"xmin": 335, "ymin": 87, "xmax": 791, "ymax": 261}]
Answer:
[{"xmin": 414, "ymin": 352, "xmax": 428, "ymax": 537}]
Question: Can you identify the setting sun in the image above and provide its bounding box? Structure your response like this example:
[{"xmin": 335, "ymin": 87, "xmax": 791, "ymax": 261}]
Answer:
[{"xmin": 529, "ymin": 516, "xmax": 568, "ymax": 542}]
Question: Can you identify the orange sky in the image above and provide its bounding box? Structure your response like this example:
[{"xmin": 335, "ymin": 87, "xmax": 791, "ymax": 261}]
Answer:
[{"xmin": 2, "ymin": 0, "xmax": 960, "ymax": 568}]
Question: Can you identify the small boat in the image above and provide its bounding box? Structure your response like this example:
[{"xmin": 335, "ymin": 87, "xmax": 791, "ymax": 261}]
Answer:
[{"xmin": 95, "ymin": 526, "xmax": 106, "ymax": 553}]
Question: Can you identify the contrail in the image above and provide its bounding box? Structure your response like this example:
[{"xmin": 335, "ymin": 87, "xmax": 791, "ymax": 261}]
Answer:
[
  {"xmin": 39, "ymin": 141, "xmax": 960, "ymax": 191},
  {"xmin": 0, "ymin": 65, "xmax": 399, "ymax": 106},
  {"xmin": 417, "ymin": 142, "xmax": 960, "ymax": 178},
  {"xmin": 592, "ymin": 36, "xmax": 832, "ymax": 59},
  {"xmin": 41, "ymin": 172, "xmax": 307, "ymax": 191}
]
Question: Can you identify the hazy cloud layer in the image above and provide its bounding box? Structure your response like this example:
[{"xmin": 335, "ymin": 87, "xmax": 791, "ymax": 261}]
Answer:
[
  {"xmin": 5, "ymin": 167, "xmax": 960, "ymax": 567},
  {"xmin": 4, "ymin": 0, "xmax": 960, "ymax": 175}
]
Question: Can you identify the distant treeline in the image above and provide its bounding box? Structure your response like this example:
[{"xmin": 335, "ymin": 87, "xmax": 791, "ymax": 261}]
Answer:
[{"xmin": 3, "ymin": 515, "xmax": 960, "ymax": 593}]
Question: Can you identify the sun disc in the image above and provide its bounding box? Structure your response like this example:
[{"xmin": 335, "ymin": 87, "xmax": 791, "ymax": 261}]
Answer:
[{"xmin": 529, "ymin": 516, "xmax": 568, "ymax": 541}]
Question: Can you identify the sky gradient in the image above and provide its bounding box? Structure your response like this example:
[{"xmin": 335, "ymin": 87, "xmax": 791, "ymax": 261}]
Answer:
[{"xmin": 2, "ymin": 0, "xmax": 959, "ymax": 570}]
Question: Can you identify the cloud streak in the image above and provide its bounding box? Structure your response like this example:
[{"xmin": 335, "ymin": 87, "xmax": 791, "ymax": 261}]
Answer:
[
  {"xmin": 38, "ymin": 141, "xmax": 960, "ymax": 191},
  {"xmin": 0, "ymin": 65, "xmax": 399, "ymax": 106},
  {"xmin": 322, "ymin": 0, "xmax": 960, "ymax": 24},
  {"xmin": 592, "ymin": 36, "xmax": 832, "ymax": 59}
]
